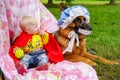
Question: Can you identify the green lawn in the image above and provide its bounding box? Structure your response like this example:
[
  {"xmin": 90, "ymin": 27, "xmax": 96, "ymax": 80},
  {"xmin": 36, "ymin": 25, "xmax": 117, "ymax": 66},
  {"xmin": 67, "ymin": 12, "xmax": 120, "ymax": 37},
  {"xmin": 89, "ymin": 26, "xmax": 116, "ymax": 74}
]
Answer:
[{"xmin": 41, "ymin": 1, "xmax": 120, "ymax": 80}]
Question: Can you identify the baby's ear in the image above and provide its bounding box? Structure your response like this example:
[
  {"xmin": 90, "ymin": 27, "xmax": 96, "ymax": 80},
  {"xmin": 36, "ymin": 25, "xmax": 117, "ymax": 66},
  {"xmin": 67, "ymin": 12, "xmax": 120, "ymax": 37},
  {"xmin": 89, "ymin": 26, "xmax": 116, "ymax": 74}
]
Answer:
[{"xmin": 60, "ymin": 3, "xmax": 67, "ymax": 12}]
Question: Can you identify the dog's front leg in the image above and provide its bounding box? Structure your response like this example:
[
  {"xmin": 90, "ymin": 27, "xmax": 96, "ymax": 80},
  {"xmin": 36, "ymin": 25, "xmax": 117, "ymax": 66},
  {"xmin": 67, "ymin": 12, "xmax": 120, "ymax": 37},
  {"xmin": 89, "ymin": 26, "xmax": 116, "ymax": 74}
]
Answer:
[{"xmin": 79, "ymin": 38, "xmax": 99, "ymax": 60}]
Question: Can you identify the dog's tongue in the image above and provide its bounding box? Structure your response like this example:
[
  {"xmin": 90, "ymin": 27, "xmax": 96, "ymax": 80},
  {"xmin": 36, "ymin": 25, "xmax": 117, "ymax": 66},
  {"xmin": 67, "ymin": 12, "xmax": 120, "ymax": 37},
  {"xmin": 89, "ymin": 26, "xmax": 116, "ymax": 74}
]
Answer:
[{"xmin": 78, "ymin": 28, "xmax": 92, "ymax": 36}]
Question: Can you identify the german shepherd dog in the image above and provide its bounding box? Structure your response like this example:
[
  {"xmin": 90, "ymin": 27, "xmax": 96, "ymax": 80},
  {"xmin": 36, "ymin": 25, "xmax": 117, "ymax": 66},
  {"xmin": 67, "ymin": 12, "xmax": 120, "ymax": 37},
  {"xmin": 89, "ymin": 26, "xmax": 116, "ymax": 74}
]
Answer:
[{"xmin": 54, "ymin": 3, "xmax": 119, "ymax": 66}]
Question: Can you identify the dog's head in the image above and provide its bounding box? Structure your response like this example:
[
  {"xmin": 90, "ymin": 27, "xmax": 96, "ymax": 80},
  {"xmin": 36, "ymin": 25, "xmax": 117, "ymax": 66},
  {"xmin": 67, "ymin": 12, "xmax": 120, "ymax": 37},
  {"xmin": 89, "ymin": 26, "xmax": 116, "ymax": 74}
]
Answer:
[{"xmin": 58, "ymin": 3, "xmax": 92, "ymax": 37}]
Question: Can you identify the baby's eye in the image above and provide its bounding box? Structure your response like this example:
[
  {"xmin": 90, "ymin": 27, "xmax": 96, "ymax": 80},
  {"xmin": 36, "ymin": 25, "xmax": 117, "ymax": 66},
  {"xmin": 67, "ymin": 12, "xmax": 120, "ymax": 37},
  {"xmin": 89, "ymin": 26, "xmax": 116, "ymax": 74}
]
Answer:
[
  {"xmin": 32, "ymin": 24, "xmax": 37, "ymax": 28},
  {"xmin": 33, "ymin": 24, "xmax": 37, "ymax": 27}
]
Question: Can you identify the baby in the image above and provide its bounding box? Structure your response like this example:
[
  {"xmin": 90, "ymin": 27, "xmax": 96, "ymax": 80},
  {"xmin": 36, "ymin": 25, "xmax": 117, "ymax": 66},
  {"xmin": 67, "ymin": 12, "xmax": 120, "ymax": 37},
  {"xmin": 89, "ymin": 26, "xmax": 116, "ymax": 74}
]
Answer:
[
  {"xmin": 11, "ymin": 16, "xmax": 49, "ymax": 74},
  {"xmin": 9, "ymin": 16, "xmax": 64, "ymax": 75}
]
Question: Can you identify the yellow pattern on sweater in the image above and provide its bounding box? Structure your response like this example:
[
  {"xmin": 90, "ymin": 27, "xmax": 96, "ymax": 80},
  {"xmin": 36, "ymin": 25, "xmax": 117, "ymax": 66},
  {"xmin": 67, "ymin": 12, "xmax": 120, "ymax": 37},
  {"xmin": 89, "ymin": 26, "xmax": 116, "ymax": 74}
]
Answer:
[{"xmin": 23, "ymin": 33, "xmax": 49, "ymax": 53}]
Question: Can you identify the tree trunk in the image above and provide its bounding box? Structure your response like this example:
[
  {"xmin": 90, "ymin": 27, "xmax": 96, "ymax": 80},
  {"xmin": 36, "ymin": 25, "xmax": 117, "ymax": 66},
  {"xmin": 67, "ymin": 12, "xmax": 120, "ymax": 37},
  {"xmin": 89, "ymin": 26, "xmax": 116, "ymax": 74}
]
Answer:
[
  {"xmin": 48, "ymin": 0, "xmax": 53, "ymax": 6},
  {"xmin": 109, "ymin": 0, "xmax": 116, "ymax": 5}
]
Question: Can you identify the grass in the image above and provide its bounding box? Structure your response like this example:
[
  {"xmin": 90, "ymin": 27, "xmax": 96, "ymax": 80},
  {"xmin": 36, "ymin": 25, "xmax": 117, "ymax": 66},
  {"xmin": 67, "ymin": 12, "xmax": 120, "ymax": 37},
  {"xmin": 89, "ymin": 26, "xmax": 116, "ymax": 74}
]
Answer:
[
  {"xmin": 41, "ymin": 1, "xmax": 120, "ymax": 80},
  {"xmin": 86, "ymin": 3, "xmax": 120, "ymax": 80}
]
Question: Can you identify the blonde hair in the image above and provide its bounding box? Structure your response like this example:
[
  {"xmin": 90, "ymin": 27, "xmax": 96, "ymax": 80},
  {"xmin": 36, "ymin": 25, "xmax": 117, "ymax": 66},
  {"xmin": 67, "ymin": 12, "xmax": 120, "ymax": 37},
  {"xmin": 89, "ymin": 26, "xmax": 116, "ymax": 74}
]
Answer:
[{"xmin": 19, "ymin": 16, "xmax": 38, "ymax": 30}]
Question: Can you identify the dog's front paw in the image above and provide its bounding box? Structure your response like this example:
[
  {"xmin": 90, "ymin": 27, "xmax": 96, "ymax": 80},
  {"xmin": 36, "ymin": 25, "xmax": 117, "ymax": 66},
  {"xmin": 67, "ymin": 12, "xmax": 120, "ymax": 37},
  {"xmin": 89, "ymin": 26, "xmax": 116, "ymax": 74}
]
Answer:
[
  {"xmin": 98, "ymin": 57, "xmax": 119, "ymax": 65},
  {"xmin": 108, "ymin": 61, "xmax": 119, "ymax": 65}
]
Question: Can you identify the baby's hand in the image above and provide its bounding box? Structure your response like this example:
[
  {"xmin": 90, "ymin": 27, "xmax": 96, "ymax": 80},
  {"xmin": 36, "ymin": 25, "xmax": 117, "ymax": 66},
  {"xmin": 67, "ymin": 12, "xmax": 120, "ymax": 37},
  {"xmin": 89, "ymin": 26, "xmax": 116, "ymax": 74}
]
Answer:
[
  {"xmin": 38, "ymin": 29, "xmax": 47, "ymax": 36},
  {"xmin": 13, "ymin": 47, "xmax": 19, "ymax": 54}
]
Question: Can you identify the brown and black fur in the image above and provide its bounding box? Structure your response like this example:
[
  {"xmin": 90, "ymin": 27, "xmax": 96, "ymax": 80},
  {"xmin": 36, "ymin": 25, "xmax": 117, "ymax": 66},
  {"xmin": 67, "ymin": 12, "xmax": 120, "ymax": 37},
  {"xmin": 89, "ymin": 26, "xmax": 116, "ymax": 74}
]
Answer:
[{"xmin": 54, "ymin": 3, "xmax": 119, "ymax": 66}]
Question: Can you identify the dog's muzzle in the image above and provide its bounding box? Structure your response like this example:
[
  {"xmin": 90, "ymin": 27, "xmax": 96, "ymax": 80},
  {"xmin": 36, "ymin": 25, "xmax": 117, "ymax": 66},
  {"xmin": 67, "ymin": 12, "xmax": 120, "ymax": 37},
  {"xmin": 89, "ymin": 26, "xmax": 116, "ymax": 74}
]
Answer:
[
  {"xmin": 78, "ymin": 28, "xmax": 92, "ymax": 36},
  {"xmin": 73, "ymin": 22, "xmax": 92, "ymax": 36}
]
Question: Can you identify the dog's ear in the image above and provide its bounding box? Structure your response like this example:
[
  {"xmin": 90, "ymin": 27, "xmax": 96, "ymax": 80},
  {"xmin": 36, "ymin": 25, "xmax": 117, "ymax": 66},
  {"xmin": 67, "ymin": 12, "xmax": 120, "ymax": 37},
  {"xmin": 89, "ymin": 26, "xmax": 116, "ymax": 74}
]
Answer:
[{"xmin": 60, "ymin": 3, "xmax": 67, "ymax": 11}]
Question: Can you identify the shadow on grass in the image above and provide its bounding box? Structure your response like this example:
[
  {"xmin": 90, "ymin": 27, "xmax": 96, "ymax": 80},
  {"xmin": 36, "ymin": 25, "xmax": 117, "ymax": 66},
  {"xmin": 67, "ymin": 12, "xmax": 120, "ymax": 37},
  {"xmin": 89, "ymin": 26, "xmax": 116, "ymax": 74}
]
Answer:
[{"xmin": 94, "ymin": 63, "xmax": 120, "ymax": 80}]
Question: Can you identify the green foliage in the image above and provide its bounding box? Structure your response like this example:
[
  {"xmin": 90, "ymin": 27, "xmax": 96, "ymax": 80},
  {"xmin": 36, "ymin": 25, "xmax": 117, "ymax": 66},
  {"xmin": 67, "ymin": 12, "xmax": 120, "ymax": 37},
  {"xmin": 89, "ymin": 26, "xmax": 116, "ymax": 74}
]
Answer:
[
  {"xmin": 55, "ymin": 0, "xmax": 72, "ymax": 5},
  {"xmin": 45, "ymin": 1, "xmax": 120, "ymax": 80}
]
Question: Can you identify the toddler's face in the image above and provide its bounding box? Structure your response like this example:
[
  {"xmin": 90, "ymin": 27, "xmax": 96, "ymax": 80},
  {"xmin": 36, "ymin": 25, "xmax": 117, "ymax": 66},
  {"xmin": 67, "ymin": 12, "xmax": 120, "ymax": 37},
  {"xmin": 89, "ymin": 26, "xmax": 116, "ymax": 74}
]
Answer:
[{"xmin": 23, "ymin": 20, "xmax": 39, "ymax": 34}]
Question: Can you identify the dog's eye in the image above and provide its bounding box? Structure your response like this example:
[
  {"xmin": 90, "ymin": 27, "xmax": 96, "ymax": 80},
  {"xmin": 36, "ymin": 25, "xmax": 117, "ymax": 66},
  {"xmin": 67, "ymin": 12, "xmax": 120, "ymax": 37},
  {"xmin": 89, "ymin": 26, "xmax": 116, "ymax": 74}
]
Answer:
[
  {"xmin": 73, "ymin": 18, "xmax": 81, "ymax": 23},
  {"xmin": 84, "ymin": 18, "xmax": 86, "ymax": 21}
]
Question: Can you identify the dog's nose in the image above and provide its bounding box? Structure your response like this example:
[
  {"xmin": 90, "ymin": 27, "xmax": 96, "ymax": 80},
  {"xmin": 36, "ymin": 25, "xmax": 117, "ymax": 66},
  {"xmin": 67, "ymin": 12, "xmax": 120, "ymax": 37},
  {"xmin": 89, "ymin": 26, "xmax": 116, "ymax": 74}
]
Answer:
[
  {"xmin": 86, "ymin": 26, "xmax": 92, "ymax": 31},
  {"xmin": 82, "ymin": 22, "xmax": 92, "ymax": 31}
]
